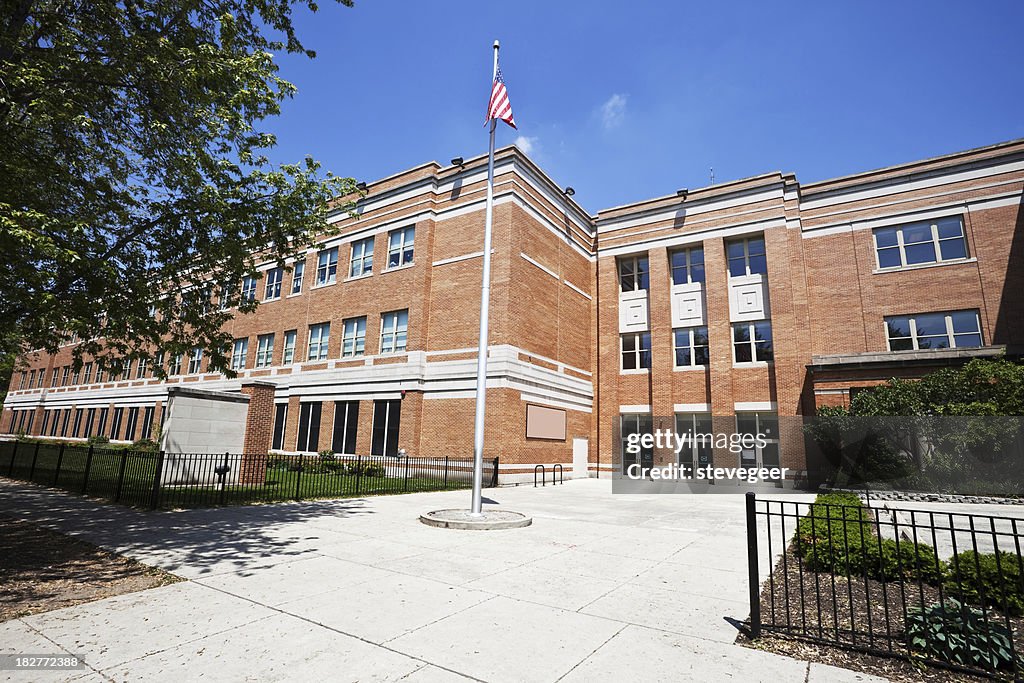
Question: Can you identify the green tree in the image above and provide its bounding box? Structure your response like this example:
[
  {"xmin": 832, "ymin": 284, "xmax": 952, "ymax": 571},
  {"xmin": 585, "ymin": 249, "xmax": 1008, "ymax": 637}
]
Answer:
[{"xmin": 0, "ymin": 0, "xmax": 356, "ymax": 377}]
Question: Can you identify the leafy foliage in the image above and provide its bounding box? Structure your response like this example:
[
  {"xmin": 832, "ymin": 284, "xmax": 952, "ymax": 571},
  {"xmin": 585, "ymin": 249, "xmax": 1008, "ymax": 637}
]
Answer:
[
  {"xmin": 795, "ymin": 493, "xmax": 944, "ymax": 583},
  {"xmin": 945, "ymin": 550, "xmax": 1024, "ymax": 617},
  {"xmin": 906, "ymin": 599, "xmax": 1019, "ymax": 671},
  {"xmin": 0, "ymin": 0, "xmax": 357, "ymax": 376}
]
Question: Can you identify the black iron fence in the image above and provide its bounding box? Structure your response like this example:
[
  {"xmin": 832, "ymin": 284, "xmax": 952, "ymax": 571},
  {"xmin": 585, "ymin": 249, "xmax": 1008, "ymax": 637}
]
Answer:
[
  {"xmin": 746, "ymin": 492, "xmax": 1024, "ymax": 679},
  {"xmin": 0, "ymin": 440, "xmax": 498, "ymax": 509}
]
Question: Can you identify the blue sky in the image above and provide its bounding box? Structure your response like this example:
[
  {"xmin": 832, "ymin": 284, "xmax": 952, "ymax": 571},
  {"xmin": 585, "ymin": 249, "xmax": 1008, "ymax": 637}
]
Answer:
[{"xmin": 267, "ymin": 1, "xmax": 1024, "ymax": 214}]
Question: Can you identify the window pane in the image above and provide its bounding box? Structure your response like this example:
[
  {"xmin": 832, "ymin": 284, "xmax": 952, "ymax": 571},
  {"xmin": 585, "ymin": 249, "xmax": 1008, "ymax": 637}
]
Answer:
[
  {"xmin": 874, "ymin": 227, "xmax": 898, "ymax": 248},
  {"xmin": 950, "ymin": 310, "xmax": 979, "ymax": 334},
  {"xmin": 938, "ymin": 238, "xmax": 967, "ymax": 260},
  {"xmin": 621, "ymin": 349, "xmax": 637, "ymax": 370},
  {"xmin": 690, "ymin": 262, "xmax": 705, "ymax": 283},
  {"xmin": 675, "ymin": 348, "xmax": 691, "ymax": 367},
  {"xmin": 936, "ymin": 217, "xmax": 964, "ymax": 239},
  {"xmin": 753, "ymin": 321, "xmax": 773, "ymax": 343},
  {"xmin": 748, "ymin": 254, "xmax": 767, "ymax": 275},
  {"xmin": 889, "ymin": 338, "xmax": 914, "ymax": 351},
  {"xmin": 622, "ymin": 334, "xmax": 636, "ymax": 352},
  {"xmin": 733, "ymin": 324, "xmax": 751, "ymax": 344},
  {"xmin": 728, "ymin": 257, "xmax": 747, "ymax": 278},
  {"xmin": 953, "ymin": 333, "xmax": 982, "ymax": 348},
  {"xmin": 727, "ymin": 241, "xmax": 745, "ymax": 259},
  {"xmin": 693, "ymin": 347, "xmax": 709, "ymax": 366},
  {"xmin": 901, "ymin": 224, "xmax": 932, "ymax": 245},
  {"xmin": 736, "ymin": 414, "xmax": 758, "ymax": 437},
  {"xmin": 917, "ymin": 335, "xmax": 949, "ymax": 350},
  {"xmin": 913, "ymin": 313, "xmax": 946, "ymax": 337},
  {"xmin": 903, "ymin": 242, "xmax": 936, "ymax": 265},
  {"xmin": 747, "ymin": 238, "xmax": 765, "ymax": 256},
  {"xmin": 877, "ymin": 247, "xmax": 902, "ymax": 268},
  {"xmin": 886, "ymin": 317, "xmax": 911, "ymax": 339},
  {"xmin": 734, "ymin": 341, "xmax": 752, "ymax": 363}
]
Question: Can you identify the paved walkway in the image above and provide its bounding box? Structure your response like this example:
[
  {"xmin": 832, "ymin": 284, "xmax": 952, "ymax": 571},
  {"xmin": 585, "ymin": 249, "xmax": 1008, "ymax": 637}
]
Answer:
[{"xmin": 0, "ymin": 478, "xmax": 883, "ymax": 683}]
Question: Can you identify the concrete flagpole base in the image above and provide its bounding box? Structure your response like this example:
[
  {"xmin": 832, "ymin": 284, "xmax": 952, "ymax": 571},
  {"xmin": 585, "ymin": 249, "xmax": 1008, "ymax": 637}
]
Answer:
[{"xmin": 419, "ymin": 508, "xmax": 532, "ymax": 530}]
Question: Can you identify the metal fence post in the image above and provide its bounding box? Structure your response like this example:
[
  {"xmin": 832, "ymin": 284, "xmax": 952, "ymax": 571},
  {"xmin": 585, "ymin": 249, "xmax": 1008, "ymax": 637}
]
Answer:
[
  {"xmin": 114, "ymin": 450, "xmax": 128, "ymax": 502},
  {"xmin": 403, "ymin": 455, "xmax": 410, "ymax": 492},
  {"xmin": 220, "ymin": 452, "xmax": 229, "ymax": 506},
  {"xmin": 294, "ymin": 454, "xmax": 303, "ymax": 501},
  {"xmin": 355, "ymin": 454, "xmax": 362, "ymax": 496},
  {"xmin": 492, "ymin": 457, "xmax": 499, "ymax": 487},
  {"xmin": 53, "ymin": 442, "xmax": 66, "ymax": 487},
  {"xmin": 745, "ymin": 491, "xmax": 761, "ymax": 639},
  {"xmin": 444, "ymin": 456, "xmax": 449, "ymax": 488},
  {"xmin": 28, "ymin": 441, "xmax": 41, "ymax": 481},
  {"xmin": 7, "ymin": 440, "xmax": 18, "ymax": 476},
  {"xmin": 82, "ymin": 444, "xmax": 94, "ymax": 494},
  {"xmin": 150, "ymin": 451, "xmax": 165, "ymax": 509}
]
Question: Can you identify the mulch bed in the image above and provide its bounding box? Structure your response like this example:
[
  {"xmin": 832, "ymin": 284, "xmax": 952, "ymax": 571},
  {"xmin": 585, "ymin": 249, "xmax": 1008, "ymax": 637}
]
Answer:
[
  {"xmin": 737, "ymin": 545, "xmax": 1024, "ymax": 682},
  {"xmin": 0, "ymin": 514, "xmax": 181, "ymax": 621}
]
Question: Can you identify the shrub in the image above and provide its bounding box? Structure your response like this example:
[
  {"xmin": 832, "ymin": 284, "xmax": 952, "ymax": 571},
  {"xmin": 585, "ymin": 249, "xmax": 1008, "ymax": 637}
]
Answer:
[
  {"xmin": 131, "ymin": 438, "xmax": 158, "ymax": 451},
  {"xmin": 87, "ymin": 434, "xmax": 110, "ymax": 446},
  {"xmin": 796, "ymin": 493, "xmax": 943, "ymax": 583},
  {"xmin": 344, "ymin": 461, "xmax": 385, "ymax": 477},
  {"xmin": 318, "ymin": 449, "xmax": 336, "ymax": 461},
  {"xmin": 267, "ymin": 458, "xmax": 290, "ymax": 471},
  {"xmin": 906, "ymin": 599, "xmax": 1018, "ymax": 671},
  {"xmin": 945, "ymin": 550, "xmax": 1024, "ymax": 617}
]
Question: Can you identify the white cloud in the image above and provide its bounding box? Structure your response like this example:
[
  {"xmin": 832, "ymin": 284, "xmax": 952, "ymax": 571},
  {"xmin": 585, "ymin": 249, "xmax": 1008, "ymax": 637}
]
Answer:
[
  {"xmin": 599, "ymin": 93, "xmax": 628, "ymax": 130},
  {"xmin": 514, "ymin": 135, "xmax": 539, "ymax": 155}
]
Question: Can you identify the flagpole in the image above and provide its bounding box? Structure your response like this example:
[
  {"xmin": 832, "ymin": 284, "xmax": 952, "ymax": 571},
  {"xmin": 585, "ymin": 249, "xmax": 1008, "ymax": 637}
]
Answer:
[{"xmin": 470, "ymin": 41, "xmax": 500, "ymax": 516}]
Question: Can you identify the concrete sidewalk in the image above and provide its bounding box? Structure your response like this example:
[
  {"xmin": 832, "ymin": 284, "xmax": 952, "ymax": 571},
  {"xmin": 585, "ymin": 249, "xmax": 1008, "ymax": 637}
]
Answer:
[{"xmin": 0, "ymin": 478, "xmax": 883, "ymax": 683}]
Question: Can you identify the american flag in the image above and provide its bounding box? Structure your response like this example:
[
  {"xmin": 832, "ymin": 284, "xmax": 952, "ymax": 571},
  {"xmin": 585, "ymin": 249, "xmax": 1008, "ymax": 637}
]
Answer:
[{"xmin": 486, "ymin": 67, "xmax": 516, "ymax": 129}]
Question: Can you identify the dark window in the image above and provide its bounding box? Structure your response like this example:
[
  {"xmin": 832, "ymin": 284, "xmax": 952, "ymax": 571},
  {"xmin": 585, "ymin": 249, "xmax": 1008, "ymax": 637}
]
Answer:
[
  {"xmin": 60, "ymin": 409, "xmax": 71, "ymax": 437},
  {"xmin": 125, "ymin": 407, "xmax": 140, "ymax": 441},
  {"xmin": 97, "ymin": 408, "xmax": 109, "ymax": 437},
  {"xmin": 332, "ymin": 401, "xmax": 360, "ymax": 454},
  {"xmin": 141, "ymin": 406, "xmax": 155, "ymax": 441},
  {"xmin": 371, "ymin": 399, "xmax": 401, "ymax": 456},
  {"xmin": 296, "ymin": 402, "xmax": 322, "ymax": 452},
  {"xmin": 110, "ymin": 408, "xmax": 124, "ymax": 439},
  {"xmin": 84, "ymin": 408, "xmax": 96, "ymax": 437},
  {"xmin": 272, "ymin": 404, "xmax": 287, "ymax": 450},
  {"xmin": 40, "ymin": 410, "xmax": 51, "ymax": 436},
  {"xmin": 71, "ymin": 408, "xmax": 84, "ymax": 437}
]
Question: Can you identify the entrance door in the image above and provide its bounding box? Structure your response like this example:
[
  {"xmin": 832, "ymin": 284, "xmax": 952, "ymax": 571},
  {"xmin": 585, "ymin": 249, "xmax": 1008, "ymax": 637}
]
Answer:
[{"xmin": 572, "ymin": 438, "xmax": 589, "ymax": 478}]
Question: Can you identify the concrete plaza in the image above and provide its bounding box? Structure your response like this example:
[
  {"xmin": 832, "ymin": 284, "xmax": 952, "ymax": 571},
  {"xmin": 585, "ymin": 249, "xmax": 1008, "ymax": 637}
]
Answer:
[{"xmin": 0, "ymin": 478, "xmax": 884, "ymax": 682}]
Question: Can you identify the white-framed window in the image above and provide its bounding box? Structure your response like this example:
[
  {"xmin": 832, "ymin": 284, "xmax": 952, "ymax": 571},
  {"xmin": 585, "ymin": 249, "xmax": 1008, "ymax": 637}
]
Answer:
[
  {"xmin": 136, "ymin": 357, "xmax": 148, "ymax": 379},
  {"xmin": 733, "ymin": 321, "xmax": 773, "ymax": 363},
  {"xmin": 36, "ymin": 370, "xmax": 44, "ymax": 388},
  {"xmin": 62, "ymin": 366, "xmax": 71, "ymax": 385},
  {"xmin": 307, "ymin": 322, "xmax": 330, "ymax": 360},
  {"xmin": 885, "ymin": 310, "xmax": 982, "ymax": 351},
  {"xmin": 120, "ymin": 360, "xmax": 132, "ymax": 381},
  {"xmin": 51, "ymin": 368, "xmax": 58, "ymax": 387},
  {"xmin": 673, "ymin": 326, "xmax": 709, "ymax": 367},
  {"xmin": 727, "ymin": 236, "xmax": 767, "ymax": 277},
  {"xmin": 350, "ymin": 237, "xmax": 374, "ymax": 277},
  {"xmin": 380, "ymin": 310, "xmax": 408, "ymax": 353},
  {"xmin": 255, "ymin": 334, "xmax": 274, "ymax": 367},
  {"xmin": 218, "ymin": 282, "xmax": 233, "ymax": 310},
  {"xmin": 621, "ymin": 332, "xmax": 652, "ymax": 370},
  {"xmin": 241, "ymin": 275, "xmax": 258, "ymax": 303},
  {"xmin": 154, "ymin": 351, "xmax": 165, "ymax": 376},
  {"xmin": 670, "ymin": 247, "xmax": 705, "ymax": 285},
  {"xmin": 387, "ymin": 227, "xmax": 415, "ymax": 268},
  {"xmin": 282, "ymin": 329, "xmax": 297, "ymax": 364},
  {"xmin": 264, "ymin": 267, "xmax": 283, "ymax": 300},
  {"xmin": 169, "ymin": 353, "xmax": 182, "ymax": 376},
  {"xmin": 874, "ymin": 216, "xmax": 968, "ymax": 269},
  {"xmin": 18, "ymin": 372, "xmax": 26, "ymax": 390},
  {"xmin": 187, "ymin": 347, "xmax": 203, "ymax": 374},
  {"xmin": 618, "ymin": 254, "xmax": 649, "ymax": 292},
  {"xmin": 231, "ymin": 338, "xmax": 249, "ymax": 370},
  {"xmin": 736, "ymin": 412, "xmax": 781, "ymax": 471},
  {"xmin": 82, "ymin": 362, "xmax": 93, "ymax": 384},
  {"xmin": 342, "ymin": 317, "xmax": 367, "ymax": 357},
  {"xmin": 95, "ymin": 367, "xmax": 105, "ymax": 383},
  {"xmin": 291, "ymin": 260, "xmax": 305, "ymax": 294},
  {"xmin": 316, "ymin": 247, "xmax": 338, "ymax": 285}
]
